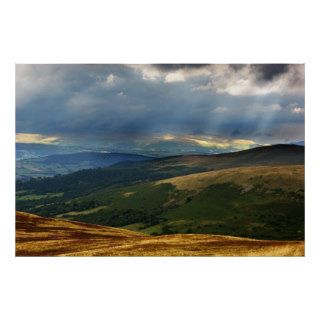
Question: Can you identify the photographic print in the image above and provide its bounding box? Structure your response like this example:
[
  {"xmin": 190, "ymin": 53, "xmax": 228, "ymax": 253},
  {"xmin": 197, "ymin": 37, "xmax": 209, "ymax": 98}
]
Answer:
[{"xmin": 15, "ymin": 64, "xmax": 305, "ymax": 256}]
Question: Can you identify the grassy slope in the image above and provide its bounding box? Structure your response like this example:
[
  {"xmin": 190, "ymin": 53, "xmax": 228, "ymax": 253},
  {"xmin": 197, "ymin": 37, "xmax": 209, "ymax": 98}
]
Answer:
[
  {"xmin": 16, "ymin": 212, "xmax": 304, "ymax": 256},
  {"xmin": 152, "ymin": 144, "xmax": 304, "ymax": 170},
  {"xmin": 16, "ymin": 145, "xmax": 304, "ymax": 197},
  {"xmin": 52, "ymin": 164, "xmax": 304, "ymax": 240},
  {"xmin": 16, "ymin": 146, "xmax": 304, "ymax": 241},
  {"xmin": 154, "ymin": 165, "xmax": 304, "ymax": 192}
]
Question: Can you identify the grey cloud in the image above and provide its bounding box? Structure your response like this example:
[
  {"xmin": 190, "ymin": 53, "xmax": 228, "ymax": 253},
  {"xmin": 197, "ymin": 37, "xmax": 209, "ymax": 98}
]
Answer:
[
  {"xmin": 153, "ymin": 64, "xmax": 210, "ymax": 71},
  {"xmin": 229, "ymin": 64, "xmax": 290, "ymax": 81},
  {"xmin": 251, "ymin": 64, "xmax": 289, "ymax": 81},
  {"xmin": 229, "ymin": 64, "xmax": 246, "ymax": 72},
  {"xmin": 16, "ymin": 64, "xmax": 305, "ymax": 150}
]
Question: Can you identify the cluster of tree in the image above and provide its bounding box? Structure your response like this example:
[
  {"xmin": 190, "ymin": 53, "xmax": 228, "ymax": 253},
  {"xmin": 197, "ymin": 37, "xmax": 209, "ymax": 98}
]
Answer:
[
  {"xmin": 106, "ymin": 209, "xmax": 165, "ymax": 227},
  {"xmin": 62, "ymin": 208, "xmax": 167, "ymax": 229},
  {"xmin": 161, "ymin": 224, "xmax": 177, "ymax": 235},
  {"xmin": 16, "ymin": 161, "xmax": 206, "ymax": 200}
]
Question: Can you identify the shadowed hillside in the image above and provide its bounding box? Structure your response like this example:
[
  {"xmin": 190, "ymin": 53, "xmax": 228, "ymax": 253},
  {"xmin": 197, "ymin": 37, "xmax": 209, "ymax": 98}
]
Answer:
[
  {"xmin": 16, "ymin": 212, "xmax": 304, "ymax": 256},
  {"xmin": 154, "ymin": 144, "xmax": 304, "ymax": 170},
  {"xmin": 16, "ymin": 152, "xmax": 153, "ymax": 180},
  {"xmin": 16, "ymin": 144, "xmax": 304, "ymax": 196}
]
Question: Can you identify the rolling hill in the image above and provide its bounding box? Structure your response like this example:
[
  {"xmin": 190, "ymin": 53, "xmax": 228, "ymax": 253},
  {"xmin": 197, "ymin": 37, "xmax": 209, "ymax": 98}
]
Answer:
[
  {"xmin": 49, "ymin": 164, "xmax": 303, "ymax": 240},
  {"xmin": 16, "ymin": 166, "xmax": 304, "ymax": 240},
  {"xmin": 16, "ymin": 142, "xmax": 85, "ymax": 160},
  {"xmin": 16, "ymin": 211, "xmax": 304, "ymax": 256},
  {"xmin": 16, "ymin": 145, "xmax": 304, "ymax": 241},
  {"xmin": 16, "ymin": 144, "xmax": 304, "ymax": 195},
  {"xmin": 16, "ymin": 152, "xmax": 153, "ymax": 180},
  {"xmin": 152, "ymin": 144, "xmax": 304, "ymax": 170}
]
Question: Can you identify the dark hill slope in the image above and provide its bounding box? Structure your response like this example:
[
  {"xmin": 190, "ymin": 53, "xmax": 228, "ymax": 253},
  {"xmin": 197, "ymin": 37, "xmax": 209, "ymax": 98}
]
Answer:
[
  {"xmin": 16, "ymin": 144, "xmax": 304, "ymax": 199},
  {"xmin": 156, "ymin": 144, "xmax": 304, "ymax": 170}
]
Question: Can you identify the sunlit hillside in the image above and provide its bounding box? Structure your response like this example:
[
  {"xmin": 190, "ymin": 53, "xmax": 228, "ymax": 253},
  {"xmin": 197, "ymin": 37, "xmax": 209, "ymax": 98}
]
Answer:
[{"xmin": 16, "ymin": 212, "xmax": 304, "ymax": 257}]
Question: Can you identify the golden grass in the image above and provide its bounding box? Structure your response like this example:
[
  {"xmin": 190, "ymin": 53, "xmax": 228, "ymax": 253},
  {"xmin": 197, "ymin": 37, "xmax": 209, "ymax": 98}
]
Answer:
[
  {"xmin": 154, "ymin": 165, "xmax": 304, "ymax": 192},
  {"xmin": 16, "ymin": 212, "xmax": 304, "ymax": 257}
]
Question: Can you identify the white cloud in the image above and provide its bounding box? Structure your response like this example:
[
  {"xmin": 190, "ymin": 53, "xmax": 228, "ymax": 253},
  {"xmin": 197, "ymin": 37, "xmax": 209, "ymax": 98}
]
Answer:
[
  {"xmin": 130, "ymin": 64, "xmax": 210, "ymax": 83},
  {"xmin": 129, "ymin": 64, "xmax": 304, "ymax": 97},
  {"xmin": 129, "ymin": 65, "xmax": 162, "ymax": 80},
  {"xmin": 292, "ymin": 107, "xmax": 304, "ymax": 114},
  {"xmin": 165, "ymin": 71, "xmax": 186, "ymax": 83},
  {"xmin": 101, "ymin": 73, "xmax": 117, "ymax": 87},
  {"xmin": 164, "ymin": 68, "xmax": 211, "ymax": 83},
  {"xmin": 193, "ymin": 65, "xmax": 304, "ymax": 96},
  {"xmin": 288, "ymin": 102, "xmax": 304, "ymax": 114}
]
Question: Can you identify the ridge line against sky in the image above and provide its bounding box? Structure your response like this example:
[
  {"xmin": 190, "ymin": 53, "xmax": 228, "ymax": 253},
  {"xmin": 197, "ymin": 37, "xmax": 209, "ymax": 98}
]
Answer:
[{"xmin": 16, "ymin": 64, "xmax": 304, "ymax": 155}]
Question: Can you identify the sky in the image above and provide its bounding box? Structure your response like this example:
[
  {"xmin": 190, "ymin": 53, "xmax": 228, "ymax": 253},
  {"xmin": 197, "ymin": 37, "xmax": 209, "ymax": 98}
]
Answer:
[{"xmin": 16, "ymin": 64, "xmax": 305, "ymax": 156}]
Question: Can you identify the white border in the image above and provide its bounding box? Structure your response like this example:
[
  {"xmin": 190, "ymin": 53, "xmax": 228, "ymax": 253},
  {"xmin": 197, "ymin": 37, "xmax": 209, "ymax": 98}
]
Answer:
[{"xmin": 1, "ymin": 1, "xmax": 319, "ymax": 320}]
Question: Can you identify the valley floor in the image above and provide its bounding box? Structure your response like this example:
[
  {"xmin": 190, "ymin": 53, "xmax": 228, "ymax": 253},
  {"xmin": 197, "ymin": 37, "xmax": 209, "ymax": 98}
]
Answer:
[{"xmin": 16, "ymin": 211, "xmax": 304, "ymax": 257}]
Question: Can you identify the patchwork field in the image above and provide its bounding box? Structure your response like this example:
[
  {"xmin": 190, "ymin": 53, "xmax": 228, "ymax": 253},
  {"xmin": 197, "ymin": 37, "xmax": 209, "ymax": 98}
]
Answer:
[{"xmin": 16, "ymin": 211, "xmax": 304, "ymax": 256}]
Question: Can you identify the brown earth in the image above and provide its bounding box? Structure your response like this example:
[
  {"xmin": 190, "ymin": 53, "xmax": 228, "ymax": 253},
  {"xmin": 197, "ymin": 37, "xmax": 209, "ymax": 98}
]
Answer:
[{"xmin": 16, "ymin": 211, "xmax": 304, "ymax": 257}]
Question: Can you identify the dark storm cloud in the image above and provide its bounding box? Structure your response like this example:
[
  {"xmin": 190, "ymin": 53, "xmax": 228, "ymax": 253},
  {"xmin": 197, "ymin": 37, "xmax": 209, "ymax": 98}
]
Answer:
[
  {"xmin": 251, "ymin": 64, "xmax": 289, "ymax": 81},
  {"xmin": 229, "ymin": 64, "xmax": 290, "ymax": 81},
  {"xmin": 229, "ymin": 64, "xmax": 246, "ymax": 71},
  {"xmin": 16, "ymin": 64, "xmax": 305, "ymax": 149},
  {"xmin": 153, "ymin": 64, "xmax": 209, "ymax": 71}
]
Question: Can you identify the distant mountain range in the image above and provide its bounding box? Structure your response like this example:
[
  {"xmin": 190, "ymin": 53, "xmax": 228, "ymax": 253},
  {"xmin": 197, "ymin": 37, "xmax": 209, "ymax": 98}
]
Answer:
[
  {"xmin": 16, "ymin": 143, "xmax": 87, "ymax": 160},
  {"xmin": 16, "ymin": 152, "xmax": 153, "ymax": 180}
]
